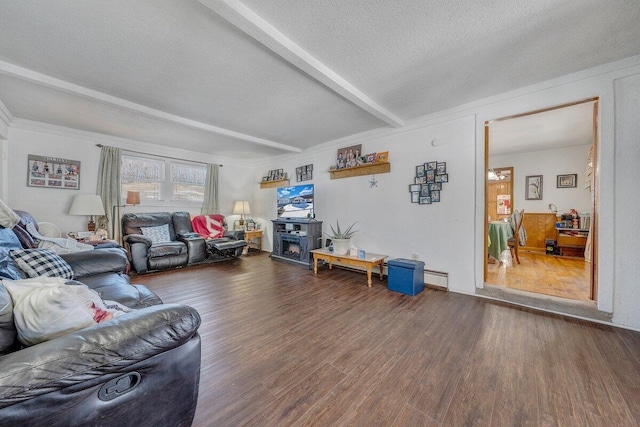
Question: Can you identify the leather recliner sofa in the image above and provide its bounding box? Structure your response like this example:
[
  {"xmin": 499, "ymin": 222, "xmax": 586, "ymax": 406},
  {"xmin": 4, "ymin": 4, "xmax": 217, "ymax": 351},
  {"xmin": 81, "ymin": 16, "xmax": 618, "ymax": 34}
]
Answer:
[
  {"xmin": 122, "ymin": 211, "xmax": 246, "ymax": 273},
  {"xmin": 122, "ymin": 211, "xmax": 207, "ymax": 273},
  {"xmin": 0, "ymin": 212, "xmax": 202, "ymax": 426}
]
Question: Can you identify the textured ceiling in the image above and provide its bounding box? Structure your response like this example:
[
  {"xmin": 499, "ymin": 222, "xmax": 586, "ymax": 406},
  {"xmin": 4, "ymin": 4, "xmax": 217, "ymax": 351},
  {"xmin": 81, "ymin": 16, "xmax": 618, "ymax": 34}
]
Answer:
[{"xmin": 0, "ymin": 0, "xmax": 638, "ymax": 160}]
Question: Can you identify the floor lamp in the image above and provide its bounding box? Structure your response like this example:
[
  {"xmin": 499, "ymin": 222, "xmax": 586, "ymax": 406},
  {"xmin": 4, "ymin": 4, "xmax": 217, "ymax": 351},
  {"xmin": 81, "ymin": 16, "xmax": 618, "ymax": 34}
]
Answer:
[{"xmin": 112, "ymin": 191, "xmax": 140, "ymax": 243}]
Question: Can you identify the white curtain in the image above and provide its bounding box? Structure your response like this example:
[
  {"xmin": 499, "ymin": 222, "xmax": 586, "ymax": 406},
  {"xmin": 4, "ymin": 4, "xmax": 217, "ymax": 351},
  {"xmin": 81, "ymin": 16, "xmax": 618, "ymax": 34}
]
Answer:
[
  {"xmin": 96, "ymin": 146, "xmax": 122, "ymax": 239},
  {"xmin": 202, "ymin": 164, "xmax": 219, "ymax": 215}
]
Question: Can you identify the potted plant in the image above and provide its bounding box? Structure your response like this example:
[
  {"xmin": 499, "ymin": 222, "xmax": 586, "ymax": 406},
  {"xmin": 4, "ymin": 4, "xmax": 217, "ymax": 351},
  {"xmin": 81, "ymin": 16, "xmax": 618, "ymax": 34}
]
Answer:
[{"xmin": 324, "ymin": 220, "xmax": 358, "ymax": 255}]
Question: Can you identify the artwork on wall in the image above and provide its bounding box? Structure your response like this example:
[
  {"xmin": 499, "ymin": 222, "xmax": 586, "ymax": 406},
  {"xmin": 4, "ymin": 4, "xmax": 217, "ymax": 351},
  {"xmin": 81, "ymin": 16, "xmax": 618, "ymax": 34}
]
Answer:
[
  {"xmin": 263, "ymin": 169, "xmax": 286, "ymax": 181},
  {"xmin": 336, "ymin": 144, "xmax": 362, "ymax": 169},
  {"xmin": 409, "ymin": 160, "xmax": 449, "ymax": 204},
  {"xmin": 27, "ymin": 154, "xmax": 80, "ymax": 190},
  {"xmin": 525, "ymin": 175, "xmax": 543, "ymax": 200},
  {"xmin": 296, "ymin": 164, "xmax": 313, "ymax": 182},
  {"xmin": 557, "ymin": 174, "xmax": 577, "ymax": 188}
]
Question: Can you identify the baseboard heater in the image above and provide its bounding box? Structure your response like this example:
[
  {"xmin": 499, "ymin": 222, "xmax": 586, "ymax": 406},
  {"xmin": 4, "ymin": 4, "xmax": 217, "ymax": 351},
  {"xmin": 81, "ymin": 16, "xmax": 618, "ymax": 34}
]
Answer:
[{"xmin": 322, "ymin": 260, "xmax": 449, "ymax": 290}]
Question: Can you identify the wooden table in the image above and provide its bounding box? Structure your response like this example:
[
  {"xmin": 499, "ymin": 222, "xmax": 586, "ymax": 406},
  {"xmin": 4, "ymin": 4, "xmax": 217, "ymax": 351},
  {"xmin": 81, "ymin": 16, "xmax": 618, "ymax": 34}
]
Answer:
[
  {"xmin": 243, "ymin": 229, "xmax": 263, "ymax": 253},
  {"xmin": 310, "ymin": 248, "xmax": 387, "ymax": 287}
]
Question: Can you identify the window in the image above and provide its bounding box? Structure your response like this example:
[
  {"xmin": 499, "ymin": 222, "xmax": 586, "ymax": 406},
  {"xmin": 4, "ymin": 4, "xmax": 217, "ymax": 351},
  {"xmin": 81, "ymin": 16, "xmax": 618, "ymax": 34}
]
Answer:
[
  {"xmin": 171, "ymin": 162, "xmax": 206, "ymax": 202},
  {"xmin": 121, "ymin": 153, "xmax": 205, "ymax": 204}
]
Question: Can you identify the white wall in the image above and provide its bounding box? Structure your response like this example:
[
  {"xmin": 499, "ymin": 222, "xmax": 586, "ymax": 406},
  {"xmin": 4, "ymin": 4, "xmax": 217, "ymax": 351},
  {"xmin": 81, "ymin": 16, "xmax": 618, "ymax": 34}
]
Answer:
[
  {"xmin": 4, "ymin": 122, "xmax": 252, "ymax": 235},
  {"xmin": 254, "ymin": 116, "xmax": 477, "ymax": 294},
  {"xmin": 491, "ymin": 144, "xmax": 592, "ymax": 215},
  {"xmin": 613, "ymin": 73, "xmax": 640, "ymax": 328}
]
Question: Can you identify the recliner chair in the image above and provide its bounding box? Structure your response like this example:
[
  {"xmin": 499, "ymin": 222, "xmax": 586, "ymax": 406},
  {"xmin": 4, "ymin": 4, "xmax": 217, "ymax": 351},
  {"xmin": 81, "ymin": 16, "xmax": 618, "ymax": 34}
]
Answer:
[
  {"xmin": 181, "ymin": 214, "xmax": 247, "ymax": 261},
  {"xmin": 122, "ymin": 212, "xmax": 206, "ymax": 273}
]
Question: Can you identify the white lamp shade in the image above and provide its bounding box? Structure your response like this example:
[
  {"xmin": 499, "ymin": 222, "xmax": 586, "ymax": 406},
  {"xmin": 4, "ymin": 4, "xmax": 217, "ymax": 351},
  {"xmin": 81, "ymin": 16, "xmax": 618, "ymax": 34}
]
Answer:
[
  {"xmin": 232, "ymin": 200, "xmax": 251, "ymax": 216},
  {"xmin": 69, "ymin": 194, "xmax": 106, "ymax": 216}
]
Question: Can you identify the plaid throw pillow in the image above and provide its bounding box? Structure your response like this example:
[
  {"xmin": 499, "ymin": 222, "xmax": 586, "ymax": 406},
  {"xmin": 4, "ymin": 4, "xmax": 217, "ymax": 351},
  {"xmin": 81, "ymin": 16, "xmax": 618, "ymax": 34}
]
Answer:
[
  {"xmin": 140, "ymin": 224, "xmax": 172, "ymax": 245},
  {"xmin": 10, "ymin": 249, "xmax": 74, "ymax": 279}
]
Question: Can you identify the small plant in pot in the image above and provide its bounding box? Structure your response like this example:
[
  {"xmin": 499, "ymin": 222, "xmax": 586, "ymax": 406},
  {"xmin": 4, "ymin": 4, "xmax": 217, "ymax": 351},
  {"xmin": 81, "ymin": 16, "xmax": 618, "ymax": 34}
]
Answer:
[{"xmin": 324, "ymin": 220, "xmax": 358, "ymax": 255}]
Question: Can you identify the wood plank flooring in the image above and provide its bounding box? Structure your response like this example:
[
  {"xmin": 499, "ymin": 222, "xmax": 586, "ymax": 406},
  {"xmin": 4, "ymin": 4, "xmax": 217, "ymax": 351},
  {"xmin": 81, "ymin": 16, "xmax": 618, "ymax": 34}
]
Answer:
[
  {"xmin": 137, "ymin": 252, "xmax": 640, "ymax": 427},
  {"xmin": 486, "ymin": 250, "xmax": 591, "ymax": 301}
]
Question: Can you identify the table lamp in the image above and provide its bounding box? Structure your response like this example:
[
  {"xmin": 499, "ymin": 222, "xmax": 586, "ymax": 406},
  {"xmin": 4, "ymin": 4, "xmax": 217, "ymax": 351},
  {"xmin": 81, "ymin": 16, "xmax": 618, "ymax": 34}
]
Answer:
[
  {"xmin": 232, "ymin": 200, "xmax": 251, "ymax": 227},
  {"xmin": 69, "ymin": 194, "xmax": 106, "ymax": 231}
]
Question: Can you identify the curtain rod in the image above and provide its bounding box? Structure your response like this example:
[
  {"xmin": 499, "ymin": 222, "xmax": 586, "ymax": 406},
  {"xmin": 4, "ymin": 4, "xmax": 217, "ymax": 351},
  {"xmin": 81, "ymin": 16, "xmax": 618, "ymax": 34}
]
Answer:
[{"xmin": 96, "ymin": 144, "xmax": 222, "ymax": 167}]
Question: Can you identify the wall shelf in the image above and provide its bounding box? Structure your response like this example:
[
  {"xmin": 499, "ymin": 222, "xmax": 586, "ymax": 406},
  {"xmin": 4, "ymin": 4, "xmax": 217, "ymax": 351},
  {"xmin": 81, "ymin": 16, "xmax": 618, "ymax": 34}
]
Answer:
[
  {"xmin": 260, "ymin": 178, "xmax": 289, "ymax": 189},
  {"xmin": 329, "ymin": 162, "xmax": 390, "ymax": 179}
]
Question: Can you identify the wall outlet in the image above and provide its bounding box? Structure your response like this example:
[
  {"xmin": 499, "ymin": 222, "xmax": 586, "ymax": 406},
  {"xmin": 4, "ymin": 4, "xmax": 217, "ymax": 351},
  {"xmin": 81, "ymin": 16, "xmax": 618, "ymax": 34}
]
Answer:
[{"xmin": 411, "ymin": 253, "xmax": 419, "ymax": 260}]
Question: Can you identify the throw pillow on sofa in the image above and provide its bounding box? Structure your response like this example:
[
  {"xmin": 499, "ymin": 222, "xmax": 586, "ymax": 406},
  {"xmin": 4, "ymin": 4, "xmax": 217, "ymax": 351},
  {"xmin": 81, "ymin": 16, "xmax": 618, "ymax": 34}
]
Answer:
[
  {"xmin": 2, "ymin": 277, "xmax": 130, "ymax": 346},
  {"xmin": 10, "ymin": 248, "xmax": 74, "ymax": 279},
  {"xmin": 140, "ymin": 224, "xmax": 172, "ymax": 244}
]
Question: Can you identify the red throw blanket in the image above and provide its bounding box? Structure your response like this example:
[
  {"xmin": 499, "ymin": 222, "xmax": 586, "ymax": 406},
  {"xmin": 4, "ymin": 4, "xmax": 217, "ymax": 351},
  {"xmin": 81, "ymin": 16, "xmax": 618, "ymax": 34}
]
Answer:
[{"xmin": 191, "ymin": 214, "xmax": 225, "ymax": 239}]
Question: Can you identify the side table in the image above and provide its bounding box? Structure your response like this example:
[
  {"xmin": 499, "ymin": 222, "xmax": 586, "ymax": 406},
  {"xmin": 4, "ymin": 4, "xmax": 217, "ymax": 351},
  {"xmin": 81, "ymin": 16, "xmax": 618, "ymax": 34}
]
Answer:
[{"xmin": 243, "ymin": 230, "xmax": 263, "ymax": 253}]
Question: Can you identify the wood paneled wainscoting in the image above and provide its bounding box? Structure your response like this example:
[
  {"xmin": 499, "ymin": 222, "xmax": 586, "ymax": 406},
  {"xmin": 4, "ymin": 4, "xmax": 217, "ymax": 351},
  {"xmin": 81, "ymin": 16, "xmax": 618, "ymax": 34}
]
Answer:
[{"xmin": 522, "ymin": 212, "xmax": 557, "ymax": 253}]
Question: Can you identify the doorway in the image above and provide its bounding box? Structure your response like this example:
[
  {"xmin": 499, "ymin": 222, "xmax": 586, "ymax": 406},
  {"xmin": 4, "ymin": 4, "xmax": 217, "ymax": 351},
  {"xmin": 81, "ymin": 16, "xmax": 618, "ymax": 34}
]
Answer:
[{"xmin": 484, "ymin": 98, "xmax": 598, "ymax": 302}]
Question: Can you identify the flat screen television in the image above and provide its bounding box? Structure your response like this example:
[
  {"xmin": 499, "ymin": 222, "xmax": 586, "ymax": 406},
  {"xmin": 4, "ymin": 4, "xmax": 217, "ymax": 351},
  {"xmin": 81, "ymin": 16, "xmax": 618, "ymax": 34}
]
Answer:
[{"xmin": 277, "ymin": 184, "xmax": 314, "ymax": 219}]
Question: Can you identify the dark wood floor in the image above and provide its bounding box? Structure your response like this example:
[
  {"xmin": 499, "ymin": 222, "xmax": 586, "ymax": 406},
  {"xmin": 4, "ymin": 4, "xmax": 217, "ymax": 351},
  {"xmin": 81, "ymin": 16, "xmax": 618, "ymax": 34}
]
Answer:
[{"xmin": 138, "ymin": 252, "xmax": 640, "ymax": 427}]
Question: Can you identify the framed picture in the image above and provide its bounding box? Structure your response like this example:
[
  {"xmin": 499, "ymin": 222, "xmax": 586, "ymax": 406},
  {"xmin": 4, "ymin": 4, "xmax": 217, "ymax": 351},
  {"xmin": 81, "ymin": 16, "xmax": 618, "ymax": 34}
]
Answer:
[
  {"xmin": 416, "ymin": 164, "xmax": 425, "ymax": 177},
  {"xmin": 409, "ymin": 184, "xmax": 420, "ymax": 192},
  {"xmin": 425, "ymin": 161, "xmax": 437, "ymax": 170},
  {"xmin": 419, "ymin": 196, "xmax": 432, "ymax": 204},
  {"xmin": 375, "ymin": 151, "xmax": 389, "ymax": 163},
  {"xmin": 411, "ymin": 192, "xmax": 419, "ymax": 203},
  {"xmin": 436, "ymin": 162, "xmax": 446, "ymax": 175},
  {"xmin": 420, "ymin": 184, "xmax": 430, "ymax": 197},
  {"xmin": 365, "ymin": 153, "xmax": 376, "ymax": 163},
  {"xmin": 426, "ymin": 169, "xmax": 435, "ymax": 183},
  {"xmin": 27, "ymin": 154, "xmax": 80, "ymax": 190},
  {"xmin": 557, "ymin": 174, "xmax": 577, "ymax": 188},
  {"xmin": 337, "ymin": 144, "xmax": 362, "ymax": 169},
  {"xmin": 428, "ymin": 182, "xmax": 442, "ymax": 191},
  {"xmin": 430, "ymin": 190, "xmax": 441, "ymax": 202},
  {"xmin": 525, "ymin": 175, "xmax": 543, "ymax": 200},
  {"xmin": 435, "ymin": 173, "xmax": 448, "ymax": 183},
  {"xmin": 296, "ymin": 164, "xmax": 313, "ymax": 182}
]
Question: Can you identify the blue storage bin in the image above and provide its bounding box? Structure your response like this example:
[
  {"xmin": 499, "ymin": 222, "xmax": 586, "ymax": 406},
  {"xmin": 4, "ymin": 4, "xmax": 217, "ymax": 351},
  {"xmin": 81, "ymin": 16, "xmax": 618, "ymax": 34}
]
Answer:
[{"xmin": 387, "ymin": 258, "xmax": 425, "ymax": 296}]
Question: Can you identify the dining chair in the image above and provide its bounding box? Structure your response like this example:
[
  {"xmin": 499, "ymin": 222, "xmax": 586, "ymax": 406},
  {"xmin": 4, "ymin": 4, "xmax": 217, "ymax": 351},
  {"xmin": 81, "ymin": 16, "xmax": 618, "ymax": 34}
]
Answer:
[{"xmin": 508, "ymin": 209, "xmax": 525, "ymax": 264}]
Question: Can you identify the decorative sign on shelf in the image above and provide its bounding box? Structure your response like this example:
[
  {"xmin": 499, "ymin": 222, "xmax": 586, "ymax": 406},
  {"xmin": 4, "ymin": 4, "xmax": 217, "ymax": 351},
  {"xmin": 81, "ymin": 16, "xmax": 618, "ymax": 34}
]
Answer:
[
  {"xmin": 27, "ymin": 154, "xmax": 81, "ymax": 190},
  {"xmin": 263, "ymin": 169, "xmax": 286, "ymax": 182},
  {"xmin": 410, "ymin": 161, "xmax": 449, "ymax": 204},
  {"xmin": 296, "ymin": 164, "xmax": 313, "ymax": 182}
]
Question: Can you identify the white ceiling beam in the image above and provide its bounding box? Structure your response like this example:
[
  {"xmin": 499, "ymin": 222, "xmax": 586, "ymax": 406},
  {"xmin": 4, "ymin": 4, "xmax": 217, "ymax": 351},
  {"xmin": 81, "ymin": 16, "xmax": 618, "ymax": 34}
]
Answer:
[
  {"xmin": 198, "ymin": 0, "xmax": 405, "ymax": 128},
  {"xmin": 0, "ymin": 60, "xmax": 302, "ymax": 153}
]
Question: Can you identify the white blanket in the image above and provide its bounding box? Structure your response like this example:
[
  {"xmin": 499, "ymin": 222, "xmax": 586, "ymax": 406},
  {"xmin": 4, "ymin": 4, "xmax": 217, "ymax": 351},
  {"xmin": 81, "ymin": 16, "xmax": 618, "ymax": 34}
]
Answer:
[
  {"xmin": 0, "ymin": 198, "xmax": 20, "ymax": 229},
  {"xmin": 26, "ymin": 222, "xmax": 93, "ymax": 254}
]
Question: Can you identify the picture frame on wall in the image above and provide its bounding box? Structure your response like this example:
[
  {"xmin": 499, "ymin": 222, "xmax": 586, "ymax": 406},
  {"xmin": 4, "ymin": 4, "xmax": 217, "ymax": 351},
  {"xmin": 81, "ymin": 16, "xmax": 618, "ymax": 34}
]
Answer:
[
  {"xmin": 27, "ymin": 154, "xmax": 81, "ymax": 190},
  {"xmin": 411, "ymin": 192, "xmax": 419, "ymax": 203},
  {"xmin": 409, "ymin": 184, "xmax": 420, "ymax": 192},
  {"xmin": 336, "ymin": 144, "xmax": 362, "ymax": 169},
  {"xmin": 425, "ymin": 161, "xmax": 437, "ymax": 171},
  {"xmin": 525, "ymin": 175, "xmax": 543, "ymax": 200},
  {"xmin": 557, "ymin": 174, "xmax": 577, "ymax": 188}
]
